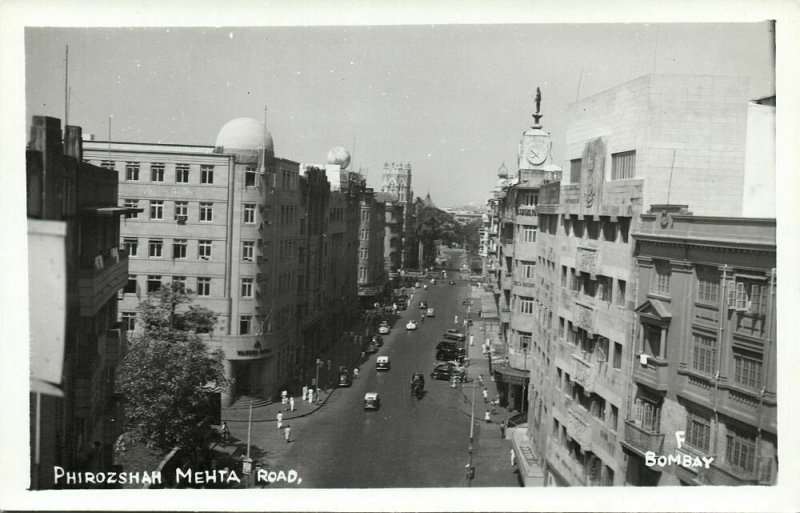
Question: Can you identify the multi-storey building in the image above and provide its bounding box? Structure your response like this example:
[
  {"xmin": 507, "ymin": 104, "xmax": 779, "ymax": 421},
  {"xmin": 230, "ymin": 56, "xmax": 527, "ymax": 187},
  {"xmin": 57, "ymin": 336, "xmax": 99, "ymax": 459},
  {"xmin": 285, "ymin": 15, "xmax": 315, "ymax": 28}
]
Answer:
[
  {"xmin": 357, "ymin": 188, "xmax": 388, "ymax": 302},
  {"xmin": 380, "ymin": 161, "xmax": 413, "ymax": 270},
  {"xmin": 626, "ymin": 205, "xmax": 776, "ymax": 486},
  {"xmin": 27, "ymin": 116, "xmax": 138, "ymax": 488},
  {"xmin": 488, "ymin": 74, "xmax": 776, "ymax": 487},
  {"xmin": 84, "ymin": 118, "xmax": 364, "ymax": 406}
]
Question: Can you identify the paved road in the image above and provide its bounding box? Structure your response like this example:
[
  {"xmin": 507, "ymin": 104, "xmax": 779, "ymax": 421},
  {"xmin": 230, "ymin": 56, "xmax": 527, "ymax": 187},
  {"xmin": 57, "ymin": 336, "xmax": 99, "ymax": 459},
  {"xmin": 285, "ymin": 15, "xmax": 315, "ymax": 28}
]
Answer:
[{"xmin": 265, "ymin": 278, "xmax": 482, "ymax": 487}]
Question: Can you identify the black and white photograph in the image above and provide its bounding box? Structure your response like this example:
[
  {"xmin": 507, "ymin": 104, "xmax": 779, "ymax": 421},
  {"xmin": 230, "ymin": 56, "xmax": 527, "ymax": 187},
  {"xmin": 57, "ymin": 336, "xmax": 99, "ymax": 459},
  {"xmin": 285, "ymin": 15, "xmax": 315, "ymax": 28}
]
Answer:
[{"xmin": 1, "ymin": 1, "xmax": 799, "ymax": 511}]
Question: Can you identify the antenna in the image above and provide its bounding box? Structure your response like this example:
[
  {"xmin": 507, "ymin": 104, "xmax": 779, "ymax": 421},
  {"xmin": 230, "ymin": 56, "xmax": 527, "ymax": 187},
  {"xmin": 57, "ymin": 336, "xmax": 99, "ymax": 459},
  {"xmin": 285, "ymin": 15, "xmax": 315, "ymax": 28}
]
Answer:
[
  {"xmin": 352, "ymin": 136, "xmax": 356, "ymax": 172},
  {"xmin": 64, "ymin": 45, "xmax": 69, "ymax": 128},
  {"xmin": 576, "ymin": 70, "xmax": 583, "ymax": 102},
  {"xmin": 666, "ymin": 149, "xmax": 676, "ymax": 204},
  {"xmin": 107, "ymin": 115, "xmax": 112, "ymax": 162}
]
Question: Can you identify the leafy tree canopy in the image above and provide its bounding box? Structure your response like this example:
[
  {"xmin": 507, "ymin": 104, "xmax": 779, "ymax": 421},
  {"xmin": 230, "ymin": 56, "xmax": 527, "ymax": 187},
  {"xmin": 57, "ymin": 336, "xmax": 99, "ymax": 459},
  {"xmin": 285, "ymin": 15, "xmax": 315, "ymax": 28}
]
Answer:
[{"xmin": 116, "ymin": 283, "xmax": 225, "ymax": 453}]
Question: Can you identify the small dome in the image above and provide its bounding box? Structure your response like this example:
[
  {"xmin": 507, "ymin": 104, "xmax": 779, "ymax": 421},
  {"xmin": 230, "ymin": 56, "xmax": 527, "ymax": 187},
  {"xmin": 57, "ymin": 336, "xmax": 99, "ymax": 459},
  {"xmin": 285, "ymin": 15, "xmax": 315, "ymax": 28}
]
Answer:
[
  {"xmin": 326, "ymin": 146, "xmax": 351, "ymax": 169},
  {"xmin": 215, "ymin": 117, "xmax": 274, "ymax": 155}
]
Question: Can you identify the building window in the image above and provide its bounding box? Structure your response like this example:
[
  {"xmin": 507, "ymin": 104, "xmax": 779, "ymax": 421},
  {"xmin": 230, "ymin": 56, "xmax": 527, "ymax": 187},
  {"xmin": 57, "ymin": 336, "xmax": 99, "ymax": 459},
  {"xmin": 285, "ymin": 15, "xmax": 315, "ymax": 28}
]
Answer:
[
  {"xmin": 147, "ymin": 275, "xmax": 162, "ymax": 293},
  {"xmin": 729, "ymin": 280, "xmax": 769, "ymax": 316},
  {"xmin": 685, "ymin": 411, "xmax": 711, "ymax": 452},
  {"xmin": 124, "ymin": 275, "xmax": 137, "ymax": 294},
  {"xmin": 696, "ymin": 266, "xmax": 720, "ymax": 303},
  {"xmin": 176, "ymin": 163, "xmax": 190, "ymax": 183},
  {"xmin": 521, "ymin": 261, "xmax": 535, "ymax": 280},
  {"xmin": 172, "ymin": 276, "xmax": 187, "ymax": 291},
  {"xmin": 120, "ymin": 312, "xmax": 136, "ymax": 331},
  {"xmin": 570, "ymin": 158, "xmax": 582, "ymax": 183},
  {"xmin": 521, "ymin": 191, "xmax": 538, "ymax": 206},
  {"xmin": 634, "ymin": 397, "xmax": 661, "ymax": 432},
  {"xmin": 198, "ymin": 240, "xmax": 212, "ymax": 260},
  {"xmin": 172, "ymin": 239, "xmax": 187, "ymax": 259},
  {"xmin": 100, "ymin": 160, "xmax": 115, "ymax": 170},
  {"xmin": 150, "ymin": 200, "xmax": 164, "ymax": 220},
  {"xmin": 196, "ymin": 277, "xmax": 211, "ymax": 297},
  {"xmin": 519, "ymin": 298, "xmax": 534, "ymax": 315},
  {"xmin": 242, "ymin": 241, "xmax": 255, "ymax": 262},
  {"xmin": 616, "ymin": 279, "xmax": 626, "ymax": 307},
  {"xmin": 124, "ymin": 199, "xmax": 140, "ymax": 219},
  {"xmin": 200, "ymin": 202, "xmax": 213, "ymax": 222},
  {"xmin": 123, "ymin": 238, "xmax": 138, "ymax": 257},
  {"xmin": 691, "ymin": 333, "xmax": 716, "ymax": 375},
  {"xmin": 360, "ymin": 229, "xmax": 369, "ymax": 240},
  {"xmin": 653, "ymin": 260, "xmax": 671, "ymax": 295},
  {"xmin": 201, "ymin": 165, "xmax": 214, "ymax": 184},
  {"xmin": 241, "ymin": 278, "xmax": 253, "ymax": 298},
  {"xmin": 733, "ymin": 349, "xmax": 763, "ymax": 390},
  {"xmin": 171, "ymin": 201, "xmax": 188, "ymax": 222},
  {"xmin": 725, "ymin": 428, "xmax": 756, "ymax": 474},
  {"xmin": 518, "ymin": 332, "xmax": 531, "ymax": 351},
  {"xmin": 619, "ymin": 217, "xmax": 630, "ymax": 243},
  {"xmin": 643, "ymin": 325, "xmax": 662, "ymax": 358},
  {"xmin": 243, "ymin": 204, "xmax": 256, "ymax": 224},
  {"xmin": 602, "ymin": 219, "xmax": 617, "ymax": 241},
  {"xmin": 125, "ymin": 162, "xmax": 140, "ymax": 181},
  {"xmin": 359, "ymin": 267, "xmax": 367, "ymax": 282},
  {"xmin": 598, "ymin": 275, "xmax": 613, "ymax": 303},
  {"xmin": 150, "ymin": 162, "xmax": 165, "ymax": 182},
  {"xmin": 361, "ymin": 209, "xmax": 370, "ymax": 222},
  {"xmin": 522, "ymin": 226, "xmax": 536, "ymax": 243},
  {"xmin": 148, "ymin": 239, "xmax": 163, "ymax": 258},
  {"xmin": 359, "ymin": 248, "xmax": 369, "ymax": 260},
  {"xmin": 613, "ymin": 342, "xmax": 622, "ymax": 369},
  {"xmin": 611, "ymin": 150, "xmax": 636, "ymax": 180},
  {"xmin": 239, "ymin": 315, "xmax": 252, "ymax": 335},
  {"xmin": 561, "ymin": 265, "xmax": 567, "ymax": 288},
  {"xmin": 244, "ymin": 166, "xmax": 257, "ymax": 187}
]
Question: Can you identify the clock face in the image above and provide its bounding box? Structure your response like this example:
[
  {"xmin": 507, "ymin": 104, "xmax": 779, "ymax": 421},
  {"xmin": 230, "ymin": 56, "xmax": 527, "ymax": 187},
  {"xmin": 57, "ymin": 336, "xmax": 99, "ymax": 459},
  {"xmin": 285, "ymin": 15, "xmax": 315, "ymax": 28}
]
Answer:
[{"xmin": 525, "ymin": 137, "xmax": 549, "ymax": 166}]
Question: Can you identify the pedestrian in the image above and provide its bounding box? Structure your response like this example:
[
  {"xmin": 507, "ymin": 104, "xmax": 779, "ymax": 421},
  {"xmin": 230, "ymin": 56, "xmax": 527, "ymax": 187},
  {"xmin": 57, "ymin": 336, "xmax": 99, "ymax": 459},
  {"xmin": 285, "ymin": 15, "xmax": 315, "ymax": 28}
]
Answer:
[
  {"xmin": 307, "ymin": 388, "xmax": 314, "ymax": 403},
  {"xmin": 454, "ymin": 314, "xmax": 459, "ymax": 325},
  {"xmin": 463, "ymin": 319, "xmax": 468, "ymax": 328},
  {"xmin": 353, "ymin": 368, "xmax": 359, "ymax": 379},
  {"xmin": 276, "ymin": 411, "xmax": 283, "ymax": 429},
  {"xmin": 289, "ymin": 396, "xmax": 295, "ymax": 412},
  {"xmin": 491, "ymin": 399, "xmax": 497, "ymax": 414},
  {"xmin": 500, "ymin": 420, "xmax": 507, "ymax": 438},
  {"xmin": 221, "ymin": 421, "xmax": 230, "ymax": 441},
  {"xmin": 485, "ymin": 410, "xmax": 491, "ymax": 423},
  {"xmin": 483, "ymin": 387, "xmax": 489, "ymax": 402},
  {"xmin": 284, "ymin": 425, "xmax": 291, "ymax": 443},
  {"xmin": 478, "ymin": 374, "xmax": 484, "ymax": 386},
  {"xmin": 510, "ymin": 449, "xmax": 516, "ymax": 467},
  {"xmin": 302, "ymin": 385, "xmax": 308, "ymax": 401},
  {"xmin": 469, "ymin": 334, "xmax": 474, "ymax": 346}
]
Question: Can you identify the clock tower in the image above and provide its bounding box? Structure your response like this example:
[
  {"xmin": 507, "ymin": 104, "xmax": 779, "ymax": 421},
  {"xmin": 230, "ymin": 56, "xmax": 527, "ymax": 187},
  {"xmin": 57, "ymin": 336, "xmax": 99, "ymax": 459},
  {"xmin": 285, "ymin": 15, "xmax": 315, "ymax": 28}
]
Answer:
[{"xmin": 517, "ymin": 87, "xmax": 553, "ymax": 173}]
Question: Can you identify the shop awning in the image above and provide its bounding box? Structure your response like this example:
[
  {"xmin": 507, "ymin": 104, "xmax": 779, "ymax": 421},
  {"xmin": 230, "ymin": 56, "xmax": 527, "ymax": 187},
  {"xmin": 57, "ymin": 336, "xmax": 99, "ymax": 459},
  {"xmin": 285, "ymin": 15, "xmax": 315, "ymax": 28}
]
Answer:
[
  {"xmin": 493, "ymin": 364, "xmax": 529, "ymax": 386},
  {"xmin": 82, "ymin": 206, "xmax": 143, "ymax": 216}
]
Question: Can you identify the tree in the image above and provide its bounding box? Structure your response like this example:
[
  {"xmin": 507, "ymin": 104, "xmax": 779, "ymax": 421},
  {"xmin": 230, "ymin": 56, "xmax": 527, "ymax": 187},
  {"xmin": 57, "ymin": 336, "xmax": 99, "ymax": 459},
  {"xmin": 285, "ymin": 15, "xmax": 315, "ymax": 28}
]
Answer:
[
  {"xmin": 116, "ymin": 283, "xmax": 226, "ymax": 453},
  {"xmin": 408, "ymin": 198, "xmax": 468, "ymax": 268}
]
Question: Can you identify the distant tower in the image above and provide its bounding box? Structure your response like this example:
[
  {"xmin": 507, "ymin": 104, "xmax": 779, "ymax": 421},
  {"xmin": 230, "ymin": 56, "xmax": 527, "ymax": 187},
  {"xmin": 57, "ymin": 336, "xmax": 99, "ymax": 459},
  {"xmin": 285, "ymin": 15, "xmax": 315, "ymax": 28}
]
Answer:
[{"xmin": 380, "ymin": 162, "xmax": 414, "ymax": 269}]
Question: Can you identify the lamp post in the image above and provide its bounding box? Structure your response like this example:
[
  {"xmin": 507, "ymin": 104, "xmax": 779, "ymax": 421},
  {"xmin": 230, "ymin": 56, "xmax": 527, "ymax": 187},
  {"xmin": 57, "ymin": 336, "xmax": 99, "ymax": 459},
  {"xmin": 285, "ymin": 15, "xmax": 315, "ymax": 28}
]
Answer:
[
  {"xmin": 315, "ymin": 358, "xmax": 322, "ymax": 404},
  {"xmin": 467, "ymin": 368, "xmax": 476, "ymax": 486}
]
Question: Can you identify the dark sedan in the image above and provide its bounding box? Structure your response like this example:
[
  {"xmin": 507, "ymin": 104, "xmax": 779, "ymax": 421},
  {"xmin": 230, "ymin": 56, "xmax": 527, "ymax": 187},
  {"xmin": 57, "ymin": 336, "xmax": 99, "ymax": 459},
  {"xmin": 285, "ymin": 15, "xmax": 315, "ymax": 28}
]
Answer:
[
  {"xmin": 430, "ymin": 362, "xmax": 466, "ymax": 381},
  {"xmin": 436, "ymin": 341, "xmax": 466, "ymax": 355},
  {"xmin": 443, "ymin": 329, "xmax": 466, "ymax": 341}
]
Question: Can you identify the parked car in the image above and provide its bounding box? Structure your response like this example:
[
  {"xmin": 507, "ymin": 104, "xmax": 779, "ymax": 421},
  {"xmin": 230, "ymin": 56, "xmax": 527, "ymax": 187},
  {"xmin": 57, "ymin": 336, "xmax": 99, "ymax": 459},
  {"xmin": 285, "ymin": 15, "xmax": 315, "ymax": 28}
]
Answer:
[
  {"xmin": 430, "ymin": 362, "xmax": 466, "ymax": 381},
  {"xmin": 462, "ymin": 299, "xmax": 473, "ymax": 305},
  {"xmin": 406, "ymin": 320, "xmax": 418, "ymax": 330},
  {"xmin": 363, "ymin": 392, "xmax": 381, "ymax": 410},
  {"xmin": 338, "ymin": 372, "xmax": 352, "ymax": 387},
  {"xmin": 418, "ymin": 300, "xmax": 428, "ymax": 309},
  {"xmin": 378, "ymin": 321, "xmax": 390, "ymax": 334},
  {"xmin": 426, "ymin": 308, "xmax": 435, "ymax": 317},
  {"xmin": 436, "ymin": 348, "xmax": 465, "ymax": 363},
  {"xmin": 372, "ymin": 335, "xmax": 384, "ymax": 346},
  {"xmin": 449, "ymin": 279, "xmax": 456, "ymax": 285},
  {"xmin": 365, "ymin": 341, "xmax": 379, "ymax": 354},
  {"xmin": 443, "ymin": 329, "xmax": 467, "ymax": 341},
  {"xmin": 436, "ymin": 340, "xmax": 466, "ymax": 355},
  {"xmin": 394, "ymin": 300, "xmax": 407, "ymax": 311},
  {"xmin": 376, "ymin": 356, "xmax": 390, "ymax": 371}
]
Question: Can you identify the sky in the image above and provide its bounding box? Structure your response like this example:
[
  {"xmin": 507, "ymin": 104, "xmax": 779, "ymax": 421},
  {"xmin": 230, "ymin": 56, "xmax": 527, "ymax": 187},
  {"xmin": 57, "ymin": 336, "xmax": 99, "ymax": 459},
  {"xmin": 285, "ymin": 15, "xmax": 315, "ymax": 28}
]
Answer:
[{"xmin": 23, "ymin": 22, "xmax": 775, "ymax": 207}]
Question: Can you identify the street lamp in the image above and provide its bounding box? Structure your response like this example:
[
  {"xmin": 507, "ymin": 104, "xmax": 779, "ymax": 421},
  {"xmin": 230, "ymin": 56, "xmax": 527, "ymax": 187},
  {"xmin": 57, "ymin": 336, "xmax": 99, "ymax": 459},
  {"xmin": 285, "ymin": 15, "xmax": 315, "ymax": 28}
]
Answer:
[{"xmin": 315, "ymin": 358, "xmax": 322, "ymax": 404}]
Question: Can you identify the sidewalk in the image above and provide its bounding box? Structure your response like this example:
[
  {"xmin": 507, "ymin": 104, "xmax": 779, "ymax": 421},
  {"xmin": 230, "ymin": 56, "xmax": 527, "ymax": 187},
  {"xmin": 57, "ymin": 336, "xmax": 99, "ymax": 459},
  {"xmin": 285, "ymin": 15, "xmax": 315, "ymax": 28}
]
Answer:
[{"xmin": 453, "ymin": 285, "xmax": 521, "ymax": 487}]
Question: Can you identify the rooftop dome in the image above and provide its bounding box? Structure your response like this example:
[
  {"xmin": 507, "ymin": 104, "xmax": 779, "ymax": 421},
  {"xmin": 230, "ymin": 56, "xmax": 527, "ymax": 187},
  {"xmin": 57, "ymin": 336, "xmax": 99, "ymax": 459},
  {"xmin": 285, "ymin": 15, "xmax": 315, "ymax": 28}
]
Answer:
[
  {"xmin": 326, "ymin": 146, "xmax": 351, "ymax": 169},
  {"xmin": 214, "ymin": 117, "xmax": 274, "ymax": 155}
]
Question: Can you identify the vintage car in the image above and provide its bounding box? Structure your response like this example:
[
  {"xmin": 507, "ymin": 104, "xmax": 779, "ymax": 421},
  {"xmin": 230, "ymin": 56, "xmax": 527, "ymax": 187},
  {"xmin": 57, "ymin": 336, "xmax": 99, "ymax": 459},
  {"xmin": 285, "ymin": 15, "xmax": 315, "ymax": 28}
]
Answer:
[
  {"xmin": 418, "ymin": 300, "xmax": 428, "ymax": 309},
  {"xmin": 363, "ymin": 392, "xmax": 381, "ymax": 410},
  {"xmin": 443, "ymin": 329, "xmax": 467, "ymax": 341},
  {"xmin": 338, "ymin": 372, "xmax": 352, "ymax": 387},
  {"xmin": 426, "ymin": 308, "xmax": 435, "ymax": 317},
  {"xmin": 372, "ymin": 334, "xmax": 384, "ymax": 346},
  {"xmin": 430, "ymin": 361, "xmax": 466, "ymax": 381},
  {"xmin": 436, "ymin": 340, "xmax": 466, "ymax": 355},
  {"xmin": 378, "ymin": 320, "xmax": 391, "ymax": 334},
  {"xmin": 376, "ymin": 356, "xmax": 391, "ymax": 371},
  {"xmin": 405, "ymin": 320, "xmax": 418, "ymax": 330}
]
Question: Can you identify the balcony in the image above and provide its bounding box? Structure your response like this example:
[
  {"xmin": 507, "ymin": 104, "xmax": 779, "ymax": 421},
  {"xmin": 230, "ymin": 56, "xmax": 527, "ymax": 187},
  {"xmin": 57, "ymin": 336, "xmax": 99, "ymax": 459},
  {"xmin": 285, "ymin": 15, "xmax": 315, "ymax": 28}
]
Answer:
[
  {"xmin": 548, "ymin": 444, "xmax": 587, "ymax": 486},
  {"xmin": 566, "ymin": 409, "xmax": 595, "ymax": 448},
  {"xmin": 576, "ymin": 246, "xmax": 599, "ymax": 275},
  {"xmin": 77, "ymin": 248, "xmax": 129, "ymax": 317},
  {"xmin": 516, "ymin": 205, "xmax": 537, "ymax": 217},
  {"xmin": 574, "ymin": 302, "xmax": 596, "ymax": 334},
  {"xmin": 633, "ymin": 353, "xmax": 670, "ymax": 392},
  {"xmin": 621, "ymin": 420, "xmax": 665, "ymax": 456}
]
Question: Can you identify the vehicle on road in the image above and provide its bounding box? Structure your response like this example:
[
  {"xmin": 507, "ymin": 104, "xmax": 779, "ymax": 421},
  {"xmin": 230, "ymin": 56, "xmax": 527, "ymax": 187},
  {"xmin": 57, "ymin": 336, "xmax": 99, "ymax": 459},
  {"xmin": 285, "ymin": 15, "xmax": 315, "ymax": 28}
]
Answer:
[
  {"xmin": 418, "ymin": 300, "xmax": 428, "ymax": 309},
  {"xmin": 405, "ymin": 320, "xmax": 418, "ymax": 330},
  {"xmin": 448, "ymin": 279, "xmax": 456, "ymax": 285},
  {"xmin": 376, "ymin": 356, "xmax": 391, "ymax": 371},
  {"xmin": 461, "ymin": 299, "xmax": 474, "ymax": 305},
  {"xmin": 436, "ymin": 348, "xmax": 465, "ymax": 363},
  {"xmin": 426, "ymin": 308, "xmax": 435, "ymax": 317},
  {"xmin": 372, "ymin": 335, "xmax": 384, "ymax": 346},
  {"xmin": 365, "ymin": 341, "xmax": 379, "ymax": 354},
  {"xmin": 430, "ymin": 362, "xmax": 466, "ymax": 381},
  {"xmin": 436, "ymin": 340, "xmax": 466, "ymax": 355},
  {"xmin": 443, "ymin": 329, "xmax": 467, "ymax": 341},
  {"xmin": 363, "ymin": 392, "xmax": 380, "ymax": 410},
  {"xmin": 378, "ymin": 320, "xmax": 390, "ymax": 334},
  {"xmin": 411, "ymin": 372, "xmax": 425, "ymax": 399},
  {"xmin": 338, "ymin": 372, "xmax": 352, "ymax": 387}
]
